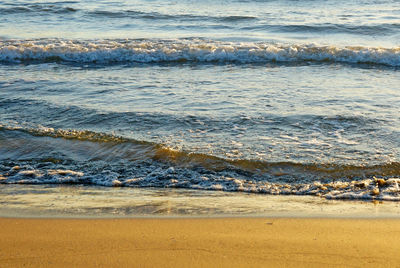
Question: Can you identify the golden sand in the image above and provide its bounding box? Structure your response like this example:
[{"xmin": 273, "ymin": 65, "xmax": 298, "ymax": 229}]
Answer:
[{"xmin": 1, "ymin": 217, "xmax": 400, "ymax": 267}]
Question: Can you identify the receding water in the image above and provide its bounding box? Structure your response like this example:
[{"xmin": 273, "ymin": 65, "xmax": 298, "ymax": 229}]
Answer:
[{"xmin": 2, "ymin": 185, "xmax": 400, "ymax": 218}]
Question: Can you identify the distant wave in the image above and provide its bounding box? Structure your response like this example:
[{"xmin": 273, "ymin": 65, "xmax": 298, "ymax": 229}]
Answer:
[
  {"xmin": 1, "ymin": 126, "xmax": 400, "ymax": 201},
  {"xmin": 89, "ymin": 10, "xmax": 257, "ymax": 22},
  {"xmin": 0, "ymin": 39, "xmax": 399, "ymax": 66},
  {"xmin": 0, "ymin": 5, "xmax": 257, "ymax": 22},
  {"xmin": 244, "ymin": 23, "xmax": 400, "ymax": 36},
  {"xmin": 2, "ymin": 4, "xmax": 398, "ymax": 36},
  {"xmin": 0, "ymin": 4, "xmax": 78, "ymax": 14}
]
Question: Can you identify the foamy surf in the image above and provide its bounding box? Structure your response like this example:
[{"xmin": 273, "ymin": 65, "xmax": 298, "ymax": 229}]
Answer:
[
  {"xmin": 2, "ymin": 161, "xmax": 400, "ymax": 201},
  {"xmin": 1, "ymin": 39, "xmax": 399, "ymax": 66},
  {"xmin": 1, "ymin": 126, "xmax": 400, "ymax": 201}
]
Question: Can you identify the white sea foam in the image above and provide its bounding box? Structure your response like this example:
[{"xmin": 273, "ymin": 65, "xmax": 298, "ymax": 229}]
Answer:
[
  {"xmin": 1, "ymin": 125, "xmax": 400, "ymax": 201},
  {"xmin": 2, "ymin": 164, "xmax": 400, "ymax": 201},
  {"xmin": 0, "ymin": 39, "xmax": 399, "ymax": 66}
]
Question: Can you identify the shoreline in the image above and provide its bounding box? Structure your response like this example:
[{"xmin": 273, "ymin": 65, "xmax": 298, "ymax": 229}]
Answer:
[
  {"xmin": 1, "ymin": 217, "xmax": 400, "ymax": 267},
  {"xmin": 2, "ymin": 214, "xmax": 400, "ymax": 220},
  {"xmin": 2, "ymin": 185, "xmax": 400, "ymax": 219}
]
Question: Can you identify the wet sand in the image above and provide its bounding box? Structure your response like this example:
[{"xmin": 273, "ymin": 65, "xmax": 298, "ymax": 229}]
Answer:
[{"xmin": 1, "ymin": 217, "xmax": 399, "ymax": 267}]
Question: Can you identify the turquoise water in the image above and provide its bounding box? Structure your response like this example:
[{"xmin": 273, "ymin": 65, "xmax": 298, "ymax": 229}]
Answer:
[{"xmin": 1, "ymin": 0, "xmax": 400, "ymax": 204}]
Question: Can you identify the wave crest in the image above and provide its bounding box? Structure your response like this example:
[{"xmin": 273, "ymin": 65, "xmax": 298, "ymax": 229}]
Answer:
[{"xmin": 1, "ymin": 39, "xmax": 399, "ymax": 66}]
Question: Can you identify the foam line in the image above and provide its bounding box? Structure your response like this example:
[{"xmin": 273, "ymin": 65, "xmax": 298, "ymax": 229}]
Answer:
[{"xmin": 1, "ymin": 39, "xmax": 399, "ymax": 66}]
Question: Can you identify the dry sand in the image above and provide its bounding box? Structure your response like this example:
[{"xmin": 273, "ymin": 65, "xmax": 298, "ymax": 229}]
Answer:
[{"xmin": 1, "ymin": 217, "xmax": 400, "ymax": 267}]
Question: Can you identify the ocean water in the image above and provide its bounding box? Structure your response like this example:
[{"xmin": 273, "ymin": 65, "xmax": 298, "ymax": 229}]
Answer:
[{"xmin": 1, "ymin": 0, "xmax": 400, "ymax": 215}]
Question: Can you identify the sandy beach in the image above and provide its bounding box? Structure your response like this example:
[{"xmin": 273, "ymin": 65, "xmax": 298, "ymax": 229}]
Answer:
[{"xmin": 1, "ymin": 217, "xmax": 400, "ymax": 267}]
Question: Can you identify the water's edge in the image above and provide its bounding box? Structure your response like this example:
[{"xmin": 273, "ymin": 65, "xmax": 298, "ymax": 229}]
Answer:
[{"xmin": 2, "ymin": 185, "xmax": 400, "ymax": 219}]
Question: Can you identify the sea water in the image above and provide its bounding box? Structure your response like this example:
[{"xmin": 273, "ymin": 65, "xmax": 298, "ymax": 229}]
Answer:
[{"xmin": 1, "ymin": 0, "xmax": 400, "ymax": 216}]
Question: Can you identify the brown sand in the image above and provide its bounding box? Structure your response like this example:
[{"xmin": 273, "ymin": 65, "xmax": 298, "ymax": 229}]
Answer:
[{"xmin": 1, "ymin": 217, "xmax": 400, "ymax": 267}]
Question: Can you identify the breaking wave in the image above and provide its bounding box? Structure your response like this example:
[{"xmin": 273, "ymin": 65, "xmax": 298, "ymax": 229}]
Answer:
[
  {"xmin": 1, "ymin": 126, "xmax": 400, "ymax": 201},
  {"xmin": 0, "ymin": 39, "xmax": 399, "ymax": 66}
]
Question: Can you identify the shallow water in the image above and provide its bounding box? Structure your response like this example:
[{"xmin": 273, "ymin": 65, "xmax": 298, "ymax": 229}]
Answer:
[
  {"xmin": 2, "ymin": 185, "xmax": 400, "ymax": 218},
  {"xmin": 1, "ymin": 0, "xmax": 400, "ymax": 206}
]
